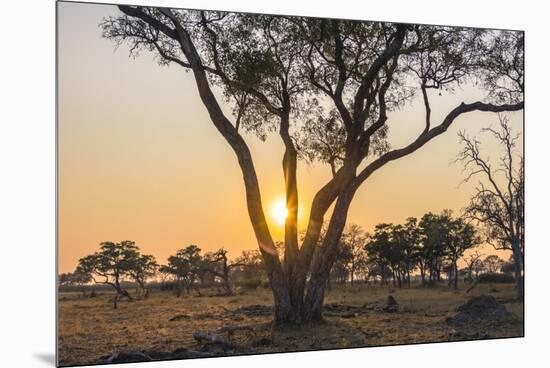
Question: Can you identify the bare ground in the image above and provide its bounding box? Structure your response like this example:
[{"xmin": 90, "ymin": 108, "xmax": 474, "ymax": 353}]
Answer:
[{"xmin": 58, "ymin": 283, "xmax": 523, "ymax": 366}]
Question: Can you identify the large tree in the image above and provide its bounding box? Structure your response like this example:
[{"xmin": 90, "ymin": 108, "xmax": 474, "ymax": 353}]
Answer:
[
  {"xmin": 102, "ymin": 7, "xmax": 524, "ymax": 323},
  {"xmin": 457, "ymin": 116, "xmax": 524, "ymax": 299}
]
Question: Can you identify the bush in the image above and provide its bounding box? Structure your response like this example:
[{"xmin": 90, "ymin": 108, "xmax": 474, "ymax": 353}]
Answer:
[
  {"xmin": 240, "ymin": 279, "xmax": 262, "ymax": 290},
  {"xmin": 159, "ymin": 281, "xmax": 178, "ymax": 291},
  {"xmin": 478, "ymin": 272, "xmax": 514, "ymax": 284}
]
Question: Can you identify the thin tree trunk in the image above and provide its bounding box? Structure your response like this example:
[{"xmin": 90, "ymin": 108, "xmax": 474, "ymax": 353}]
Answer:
[
  {"xmin": 512, "ymin": 240, "xmax": 524, "ymax": 301},
  {"xmin": 453, "ymin": 260, "xmax": 459, "ymax": 289}
]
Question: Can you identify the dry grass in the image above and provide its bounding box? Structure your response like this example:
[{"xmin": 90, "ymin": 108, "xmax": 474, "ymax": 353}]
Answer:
[{"xmin": 58, "ymin": 283, "xmax": 523, "ymax": 366}]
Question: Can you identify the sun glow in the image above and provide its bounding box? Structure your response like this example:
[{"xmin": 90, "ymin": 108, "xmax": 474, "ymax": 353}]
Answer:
[{"xmin": 271, "ymin": 198, "xmax": 288, "ymax": 226}]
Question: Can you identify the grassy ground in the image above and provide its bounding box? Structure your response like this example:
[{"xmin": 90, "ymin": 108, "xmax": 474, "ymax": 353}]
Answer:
[{"xmin": 58, "ymin": 283, "xmax": 523, "ymax": 366}]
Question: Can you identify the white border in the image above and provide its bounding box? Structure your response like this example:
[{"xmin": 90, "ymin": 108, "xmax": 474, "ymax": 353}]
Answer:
[{"xmin": 1, "ymin": 0, "xmax": 548, "ymax": 367}]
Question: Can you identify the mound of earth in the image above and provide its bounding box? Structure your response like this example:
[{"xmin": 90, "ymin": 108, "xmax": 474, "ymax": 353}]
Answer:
[
  {"xmin": 383, "ymin": 295, "xmax": 399, "ymax": 313},
  {"xmin": 447, "ymin": 294, "xmax": 518, "ymax": 327}
]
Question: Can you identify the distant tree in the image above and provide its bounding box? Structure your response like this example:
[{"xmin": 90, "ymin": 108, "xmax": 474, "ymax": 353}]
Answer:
[
  {"xmin": 365, "ymin": 222, "xmax": 415, "ymax": 288},
  {"xmin": 330, "ymin": 240, "xmax": 353, "ymax": 285},
  {"xmin": 77, "ymin": 241, "xmax": 141, "ymax": 307},
  {"xmin": 446, "ymin": 216, "xmax": 479, "ymax": 289},
  {"xmin": 483, "ymin": 255, "xmax": 505, "ymax": 274},
  {"xmin": 103, "ymin": 7, "xmax": 523, "ymax": 324},
  {"xmin": 59, "ymin": 270, "xmax": 93, "ymax": 297},
  {"xmin": 463, "ymin": 251, "xmax": 483, "ymax": 282},
  {"xmin": 418, "ymin": 213, "xmax": 451, "ymax": 285},
  {"xmin": 339, "ymin": 224, "xmax": 369, "ymax": 285},
  {"xmin": 160, "ymin": 245, "xmax": 203, "ymax": 297},
  {"xmin": 458, "ymin": 115, "xmax": 524, "ymax": 300},
  {"xmin": 202, "ymin": 249, "xmax": 246, "ymax": 296},
  {"xmin": 500, "ymin": 261, "xmax": 515, "ymax": 274},
  {"xmin": 386, "ymin": 224, "xmax": 409, "ymax": 288},
  {"xmin": 58, "ymin": 273, "xmax": 71, "ymax": 287},
  {"xmin": 128, "ymin": 254, "xmax": 158, "ymax": 296},
  {"xmin": 232, "ymin": 250, "xmax": 265, "ymax": 283},
  {"xmin": 398, "ymin": 218, "xmax": 422, "ymax": 287}
]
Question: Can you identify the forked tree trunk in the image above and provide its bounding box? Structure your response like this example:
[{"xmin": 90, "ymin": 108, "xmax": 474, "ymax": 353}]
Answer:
[{"xmin": 301, "ymin": 187, "xmax": 355, "ymax": 322}]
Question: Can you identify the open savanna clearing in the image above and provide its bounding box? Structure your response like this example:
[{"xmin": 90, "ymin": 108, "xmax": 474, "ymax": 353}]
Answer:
[{"xmin": 58, "ymin": 283, "xmax": 523, "ymax": 366}]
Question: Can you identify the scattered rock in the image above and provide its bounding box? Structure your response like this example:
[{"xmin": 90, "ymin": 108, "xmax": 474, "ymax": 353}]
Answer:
[
  {"xmin": 170, "ymin": 347, "xmax": 215, "ymax": 359},
  {"xmin": 252, "ymin": 337, "xmax": 273, "ymax": 347},
  {"xmin": 146, "ymin": 350, "xmax": 173, "ymax": 360},
  {"xmin": 362, "ymin": 330, "xmax": 382, "ymax": 339},
  {"xmin": 109, "ymin": 348, "xmax": 216, "ymax": 363},
  {"xmin": 193, "ymin": 331, "xmax": 227, "ymax": 346},
  {"xmin": 97, "ymin": 351, "xmax": 152, "ymax": 364},
  {"xmin": 169, "ymin": 314, "xmax": 191, "ymax": 322},
  {"xmin": 450, "ymin": 330, "xmax": 492, "ymax": 340},
  {"xmin": 232, "ymin": 304, "xmax": 273, "ymax": 316},
  {"xmin": 193, "ymin": 325, "xmax": 257, "ymax": 352},
  {"xmin": 195, "ymin": 312, "xmax": 223, "ymax": 320},
  {"xmin": 323, "ymin": 303, "xmax": 367, "ymax": 317},
  {"xmin": 340, "ymin": 312, "xmax": 358, "ymax": 318}
]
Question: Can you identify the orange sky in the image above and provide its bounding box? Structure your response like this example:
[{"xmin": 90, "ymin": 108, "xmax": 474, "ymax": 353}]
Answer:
[{"xmin": 57, "ymin": 2, "xmax": 523, "ymax": 273}]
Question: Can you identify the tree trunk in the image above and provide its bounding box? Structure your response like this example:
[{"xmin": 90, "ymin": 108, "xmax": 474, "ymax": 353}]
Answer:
[
  {"xmin": 512, "ymin": 240, "xmax": 524, "ymax": 301},
  {"xmin": 453, "ymin": 260, "xmax": 459, "ymax": 289},
  {"xmin": 302, "ymin": 187, "xmax": 354, "ymax": 322}
]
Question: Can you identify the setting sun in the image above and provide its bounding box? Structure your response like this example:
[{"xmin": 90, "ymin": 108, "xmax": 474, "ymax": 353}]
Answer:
[{"xmin": 271, "ymin": 198, "xmax": 288, "ymax": 226}]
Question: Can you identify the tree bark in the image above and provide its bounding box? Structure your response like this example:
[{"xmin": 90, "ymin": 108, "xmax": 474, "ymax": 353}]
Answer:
[
  {"xmin": 302, "ymin": 185, "xmax": 355, "ymax": 322},
  {"xmin": 453, "ymin": 260, "xmax": 459, "ymax": 289},
  {"xmin": 512, "ymin": 239, "xmax": 524, "ymax": 301}
]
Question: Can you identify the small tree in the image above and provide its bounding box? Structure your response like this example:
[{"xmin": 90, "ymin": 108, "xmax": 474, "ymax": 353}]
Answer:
[
  {"xmin": 458, "ymin": 115, "xmax": 524, "ymax": 300},
  {"xmin": 59, "ymin": 270, "xmax": 92, "ymax": 297},
  {"xmin": 483, "ymin": 255, "xmax": 505, "ymax": 274},
  {"xmin": 418, "ymin": 213, "xmax": 451, "ymax": 285},
  {"xmin": 446, "ymin": 216, "xmax": 479, "ymax": 289},
  {"xmin": 339, "ymin": 224, "xmax": 368, "ymax": 285},
  {"xmin": 161, "ymin": 245, "xmax": 203, "ymax": 297},
  {"xmin": 128, "ymin": 254, "xmax": 158, "ymax": 296},
  {"xmin": 232, "ymin": 250, "xmax": 266, "ymax": 285},
  {"xmin": 330, "ymin": 240, "xmax": 353, "ymax": 285},
  {"xmin": 365, "ymin": 224, "xmax": 395, "ymax": 287},
  {"xmin": 77, "ymin": 240, "xmax": 141, "ymax": 307},
  {"xmin": 463, "ymin": 251, "xmax": 483, "ymax": 282},
  {"xmin": 203, "ymin": 249, "xmax": 246, "ymax": 296}
]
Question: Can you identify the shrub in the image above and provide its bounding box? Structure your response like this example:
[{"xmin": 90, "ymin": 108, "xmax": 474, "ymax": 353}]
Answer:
[
  {"xmin": 159, "ymin": 281, "xmax": 178, "ymax": 291},
  {"xmin": 478, "ymin": 272, "xmax": 514, "ymax": 284},
  {"xmin": 240, "ymin": 279, "xmax": 262, "ymax": 290}
]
